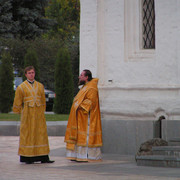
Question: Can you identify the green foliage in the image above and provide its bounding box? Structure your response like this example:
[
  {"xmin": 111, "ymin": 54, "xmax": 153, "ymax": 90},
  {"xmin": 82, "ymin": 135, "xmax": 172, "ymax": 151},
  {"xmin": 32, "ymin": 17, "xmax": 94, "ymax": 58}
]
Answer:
[
  {"xmin": 45, "ymin": 0, "xmax": 80, "ymax": 40},
  {"xmin": 0, "ymin": 37, "xmax": 62, "ymax": 90},
  {"xmin": 45, "ymin": 0, "xmax": 80, "ymax": 94},
  {"xmin": 0, "ymin": 38, "xmax": 28, "ymax": 76},
  {"xmin": 0, "ymin": 0, "xmax": 18, "ymax": 38},
  {"xmin": 0, "ymin": 0, "xmax": 80, "ymax": 93},
  {"xmin": 0, "ymin": 52, "xmax": 14, "ymax": 113},
  {"xmin": 28, "ymin": 37, "xmax": 62, "ymax": 89},
  {"xmin": 13, "ymin": 0, "xmax": 53, "ymax": 39},
  {"xmin": 0, "ymin": 0, "xmax": 53, "ymax": 39},
  {"xmin": 24, "ymin": 48, "xmax": 40, "ymax": 81},
  {"xmin": 65, "ymin": 33, "xmax": 79, "ymax": 95},
  {"xmin": 54, "ymin": 47, "xmax": 74, "ymax": 114}
]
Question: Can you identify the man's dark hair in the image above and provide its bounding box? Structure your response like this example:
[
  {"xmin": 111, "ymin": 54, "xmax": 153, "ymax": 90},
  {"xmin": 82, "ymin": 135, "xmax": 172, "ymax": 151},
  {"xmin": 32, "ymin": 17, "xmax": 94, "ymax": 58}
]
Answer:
[
  {"xmin": 83, "ymin": 69, "xmax": 93, "ymax": 81},
  {"xmin": 24, "ymin": 66, "xmax": 35, "ymax": 74}
]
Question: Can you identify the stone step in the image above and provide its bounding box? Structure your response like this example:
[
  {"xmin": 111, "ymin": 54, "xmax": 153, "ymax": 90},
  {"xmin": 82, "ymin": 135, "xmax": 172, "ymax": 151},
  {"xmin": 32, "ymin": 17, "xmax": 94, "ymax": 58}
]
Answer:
[
  {"xmin": 168, "ymin": 138, "xmax": 180, "ymax": 146},
  {"xmin": 136, "ymin": 155, "xmax": 180, "ymax": 167},
  {"xmin": 168, "ymin": 142, "xmax": 180, "ymax": 146},
  {"xmin": 152, "ymin": 146, "xmax": 180, "ymax": 156}
]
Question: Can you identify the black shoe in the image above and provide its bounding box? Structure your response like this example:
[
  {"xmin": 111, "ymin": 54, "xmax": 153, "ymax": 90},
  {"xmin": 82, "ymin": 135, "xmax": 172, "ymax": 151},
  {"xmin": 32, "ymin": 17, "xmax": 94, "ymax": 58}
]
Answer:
[
  {"xmin": 41, "ymin": 160, "xmax": 55, "ymax": 163},
  {"xmin": 70, "ymin": 159, "xmax": 76, "ymax": 161}
]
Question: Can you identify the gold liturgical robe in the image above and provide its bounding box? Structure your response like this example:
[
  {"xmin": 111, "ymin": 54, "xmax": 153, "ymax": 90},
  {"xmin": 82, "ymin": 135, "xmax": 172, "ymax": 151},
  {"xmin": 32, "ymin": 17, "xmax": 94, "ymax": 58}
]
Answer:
[
  {"xmin": 65, "ymin": 78, "xmax": 103, "ymax": 150},
  {"xmin": 13, "ymin": 80, "xmax": 50, "ymax": 157}
]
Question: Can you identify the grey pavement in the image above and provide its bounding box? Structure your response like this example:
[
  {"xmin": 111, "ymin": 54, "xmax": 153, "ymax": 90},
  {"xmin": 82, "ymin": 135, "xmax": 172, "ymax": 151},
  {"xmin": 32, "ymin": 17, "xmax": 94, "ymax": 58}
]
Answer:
[{"xmin": 1, "ymin": 136, "xmax": 180, "ymax": 180}]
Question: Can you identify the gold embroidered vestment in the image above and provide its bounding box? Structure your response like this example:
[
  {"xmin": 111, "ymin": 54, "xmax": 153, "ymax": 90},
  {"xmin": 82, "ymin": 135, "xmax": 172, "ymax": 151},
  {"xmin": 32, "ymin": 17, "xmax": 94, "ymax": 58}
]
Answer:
[
  {"xmin": 64, "ymin": 78, "xmax": 103, "ymax": 150},
  {"xmin": 13, "ymin": 80, "xmax": 50, "ymax": 156}
]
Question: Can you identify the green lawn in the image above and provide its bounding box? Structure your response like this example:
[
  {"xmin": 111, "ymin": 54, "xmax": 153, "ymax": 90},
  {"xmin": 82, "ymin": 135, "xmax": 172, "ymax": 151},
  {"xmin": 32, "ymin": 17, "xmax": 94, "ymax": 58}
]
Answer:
[{"xmin": 0, "ymin": 113, "xmax": 69, "ymax": 121}]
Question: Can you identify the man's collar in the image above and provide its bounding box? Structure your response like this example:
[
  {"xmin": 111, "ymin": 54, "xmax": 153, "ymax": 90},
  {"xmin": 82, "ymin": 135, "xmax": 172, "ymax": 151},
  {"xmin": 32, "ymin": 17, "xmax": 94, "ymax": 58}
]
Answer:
[{"xmin": 27, "ymin": 79, "xmax": 34, "ymax": 84}]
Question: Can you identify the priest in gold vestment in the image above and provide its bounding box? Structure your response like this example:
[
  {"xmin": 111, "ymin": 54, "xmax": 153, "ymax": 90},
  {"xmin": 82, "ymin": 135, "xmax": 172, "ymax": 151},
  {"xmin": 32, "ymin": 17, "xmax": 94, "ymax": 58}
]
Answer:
[
  {"xmin": 13, "ymin": 66, "xmax": 54, "ymax": 164},
  {"xmin": 64, "ymin": 69, "xmax": 103, "ymax": 162}
]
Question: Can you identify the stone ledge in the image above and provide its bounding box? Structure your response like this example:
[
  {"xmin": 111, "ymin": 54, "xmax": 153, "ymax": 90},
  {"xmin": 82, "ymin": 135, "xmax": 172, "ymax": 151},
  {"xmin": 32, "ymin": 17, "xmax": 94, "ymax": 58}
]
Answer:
[
  {"xmin": 152, "ymin": 146, "xmax": 180, "ymax": 151},
  {"xmin": 136, "ymin": 155, "xmax": 180, "ymax": 161},
  {"xmin": 0, "ymin": 121, "xmax": 67, "ymax": 136},
  {"xmin": 136, "ymin": 155, "xmax": 180, "ymax": 167},
  {"xmin": 169, "ymin": 138, "xmax": 180, "ymax": 142}
]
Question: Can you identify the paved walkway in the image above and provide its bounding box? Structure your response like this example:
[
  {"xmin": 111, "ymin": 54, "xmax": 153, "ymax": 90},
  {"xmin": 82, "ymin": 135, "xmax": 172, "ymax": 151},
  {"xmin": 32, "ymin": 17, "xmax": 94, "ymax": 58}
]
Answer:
[{"xmin": 1, "ymin": 136, "xmax": 180, "ymax": 180}]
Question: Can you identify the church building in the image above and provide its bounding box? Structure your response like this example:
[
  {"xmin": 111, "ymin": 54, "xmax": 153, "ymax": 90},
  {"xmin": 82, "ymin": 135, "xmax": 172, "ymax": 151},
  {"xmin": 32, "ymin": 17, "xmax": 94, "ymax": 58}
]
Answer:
[{"xmin": 79, "ymin": 0, "xmax": 180, "ymax": 154}]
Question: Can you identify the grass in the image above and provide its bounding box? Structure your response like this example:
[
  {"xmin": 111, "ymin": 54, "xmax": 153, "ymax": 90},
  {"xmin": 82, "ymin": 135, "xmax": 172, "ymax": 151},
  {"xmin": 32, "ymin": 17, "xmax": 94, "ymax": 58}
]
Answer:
[{"xmin": 0, "ymin": 113, "xmax": 69, "ymax": 121}]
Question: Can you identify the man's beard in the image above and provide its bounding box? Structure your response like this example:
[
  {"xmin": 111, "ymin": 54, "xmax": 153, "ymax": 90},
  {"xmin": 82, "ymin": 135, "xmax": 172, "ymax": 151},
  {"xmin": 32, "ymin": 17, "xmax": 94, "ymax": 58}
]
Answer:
[{"xmin": 78, "ymin": 80, "xmax": 86, "ymax": 86}]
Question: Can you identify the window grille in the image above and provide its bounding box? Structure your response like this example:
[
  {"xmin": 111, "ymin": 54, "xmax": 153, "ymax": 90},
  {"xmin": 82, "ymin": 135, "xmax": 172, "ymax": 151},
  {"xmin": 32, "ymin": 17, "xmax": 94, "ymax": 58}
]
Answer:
[{"xmin": 142, "ymin": 0, "xmax": 155, "ymax": 49}]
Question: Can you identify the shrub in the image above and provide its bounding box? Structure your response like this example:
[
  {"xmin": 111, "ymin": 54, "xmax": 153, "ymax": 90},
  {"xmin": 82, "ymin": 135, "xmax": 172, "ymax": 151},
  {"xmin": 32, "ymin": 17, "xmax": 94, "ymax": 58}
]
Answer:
[
  {"xmin": 54, "ymin": 47, "xmax": 73, "ymax": 114},
  {"xmin": 0, "ymin": 52, "xmax": 14, "ymax": 113},
  {"xmin": 24, "ymin": 48, "xmax": 40, "ymax": 81}
]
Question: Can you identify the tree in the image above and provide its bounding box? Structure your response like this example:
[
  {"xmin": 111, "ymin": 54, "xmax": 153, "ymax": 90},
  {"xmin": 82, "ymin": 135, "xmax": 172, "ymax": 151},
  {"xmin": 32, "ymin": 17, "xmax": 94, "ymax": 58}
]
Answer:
[
  {"xmin": 24, "ymin": 48, "xmax": 40, "ymax": 81},
  {"xmin": 45, "ymin": 0, "xmax": 80, "ymax": 40},
  {"xmin": 45, "ymin": 0, "xmax": 80, "ymax": 93},
  {"xmin": 13, "ymin": 0, "xmax": 54, "ymax": 39},
  {"xmin": 0, "ymin": 38, "xmax": 28, "ymax": 77},
  {"xmin": 0, "ymin": 0, "xmax": 54, "ymax": 39},
  {"xmin": 65, "ymin": 32, "xmax": 79, "ymax": 95},
  {"xmin": 0, "ymin": 0, "xmax": 19, "ymax": 38},
  {"xmin": 54, "ymin": 47, "xmax": 74, "ymax": 114},
  {"xmin": 0, "ymin": 37, "xmax": 61, "ymax": 90},
  {"xmin": 0, "ymin": 0, "xmax": 80, "ymax": 92},
  {"xmin": 0, "ymin": 52, "xmax": 14, "ymax": 113}
]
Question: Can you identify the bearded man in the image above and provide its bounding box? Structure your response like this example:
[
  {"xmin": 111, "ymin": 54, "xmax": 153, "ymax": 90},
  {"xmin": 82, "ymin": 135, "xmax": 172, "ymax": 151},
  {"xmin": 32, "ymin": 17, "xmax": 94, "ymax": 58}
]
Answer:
[{"xmin": 64, "ymin": 69, "xmax": 103, "ymax": 162}]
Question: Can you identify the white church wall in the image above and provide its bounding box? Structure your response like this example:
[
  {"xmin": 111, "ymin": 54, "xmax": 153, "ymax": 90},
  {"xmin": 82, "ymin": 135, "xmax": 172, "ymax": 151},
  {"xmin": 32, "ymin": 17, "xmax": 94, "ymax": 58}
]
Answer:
[
  {"xmin": 99, "ymin": 0, "xmax": 180, "ymax": 121},
  {"xmin": 155, "ymin": 0, "xmax": 180, "ymax": 85},
  {"xmin": 79, "ymin": 0, "xmax": 98, "ymax": 76}
]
